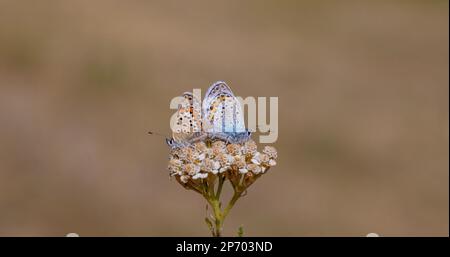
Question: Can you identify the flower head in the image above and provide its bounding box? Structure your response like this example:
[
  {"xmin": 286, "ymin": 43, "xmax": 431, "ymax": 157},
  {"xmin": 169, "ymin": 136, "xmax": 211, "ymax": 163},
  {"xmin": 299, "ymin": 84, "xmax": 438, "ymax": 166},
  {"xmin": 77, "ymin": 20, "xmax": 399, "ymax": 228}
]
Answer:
[{"xmin": 168, "ymin": 140, "xmax": 277, "ymax": 183}]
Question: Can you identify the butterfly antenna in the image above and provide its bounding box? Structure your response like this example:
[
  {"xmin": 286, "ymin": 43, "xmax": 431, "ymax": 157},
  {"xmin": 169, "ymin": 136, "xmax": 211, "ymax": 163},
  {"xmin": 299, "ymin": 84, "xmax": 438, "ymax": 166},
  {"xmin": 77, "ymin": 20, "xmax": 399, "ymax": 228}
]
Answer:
[{"xmin": 147, "ymin": 131, "xmax": 168, "ymax": 138}]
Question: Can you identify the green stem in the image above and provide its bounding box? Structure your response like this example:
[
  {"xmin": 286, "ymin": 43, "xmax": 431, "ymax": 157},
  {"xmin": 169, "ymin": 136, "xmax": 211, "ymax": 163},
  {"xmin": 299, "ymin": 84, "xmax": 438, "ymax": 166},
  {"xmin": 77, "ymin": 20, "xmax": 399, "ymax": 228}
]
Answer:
[
  {"xmin": 223, "ymin": 191, "xmax": 241, "ymax": 219},
  {"xmin": 205, "ymin": 176, "xmax": 245, "ymax": 237},
  {"xmin": 215, "ymin": 174, "xmax": 225, "ymax": 199},
  {"xmin": 208, "ymin": 189, "xmax": 243, "ymax": 236},
  {"xmin": 211, "ymin": 199, "xmax": 223, "ymax": 237}
]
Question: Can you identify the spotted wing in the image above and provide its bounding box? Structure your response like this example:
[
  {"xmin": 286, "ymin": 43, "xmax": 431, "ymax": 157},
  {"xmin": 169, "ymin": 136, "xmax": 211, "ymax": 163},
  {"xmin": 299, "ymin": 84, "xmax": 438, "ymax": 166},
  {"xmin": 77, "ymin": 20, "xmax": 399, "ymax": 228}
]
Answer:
[
  {"xmin": 172, "ymin": 92, "xmax": 203, "ymax": 144},
  {"xmin": 202, "ymin": 81, "xmax": 246, "ymax": 134}
]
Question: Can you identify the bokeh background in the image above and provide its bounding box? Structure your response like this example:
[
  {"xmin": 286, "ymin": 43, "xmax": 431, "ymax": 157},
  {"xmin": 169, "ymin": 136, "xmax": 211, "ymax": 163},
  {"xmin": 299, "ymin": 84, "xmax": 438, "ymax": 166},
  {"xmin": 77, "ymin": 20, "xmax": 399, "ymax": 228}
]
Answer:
[{"xmin": 0, "ymin": 0, "xmax": 448, "ymax": 236}]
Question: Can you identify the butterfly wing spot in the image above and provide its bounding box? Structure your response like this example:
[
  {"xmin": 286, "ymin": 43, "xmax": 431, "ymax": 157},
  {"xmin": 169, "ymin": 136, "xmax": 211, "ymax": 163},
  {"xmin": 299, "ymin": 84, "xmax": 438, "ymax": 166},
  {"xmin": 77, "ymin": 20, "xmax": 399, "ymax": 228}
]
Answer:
[{"xmin": 170, "ymin": 91, "xmax": 205, "ymax": 147}]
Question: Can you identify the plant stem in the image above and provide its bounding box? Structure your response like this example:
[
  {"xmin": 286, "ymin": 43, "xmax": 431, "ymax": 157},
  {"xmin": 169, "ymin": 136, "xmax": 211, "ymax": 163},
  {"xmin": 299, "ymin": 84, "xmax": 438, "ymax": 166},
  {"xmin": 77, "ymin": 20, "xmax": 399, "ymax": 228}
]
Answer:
[
  {"xmin": 208, "ymin": 186, "xmax": 243, "ymax": 236},
  {"xmin": 210, "ymin": 199, "xmax": 223, "ymax": 237},
  {"xmin": 223, "ymin": 191, "xmax": 241, "ymax": 219},
  {"xmin": 215, "ymin": 174, "xmax": 225, "ymax": 199}
]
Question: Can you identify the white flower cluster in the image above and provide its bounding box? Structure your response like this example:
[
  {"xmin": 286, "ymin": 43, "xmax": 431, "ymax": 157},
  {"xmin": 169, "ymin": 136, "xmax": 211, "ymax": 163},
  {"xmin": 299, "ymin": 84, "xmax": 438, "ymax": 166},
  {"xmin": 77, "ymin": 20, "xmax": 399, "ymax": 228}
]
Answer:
[{"xmin": 168, "ymin": 139, "xmax": 277, "ymax": 184}]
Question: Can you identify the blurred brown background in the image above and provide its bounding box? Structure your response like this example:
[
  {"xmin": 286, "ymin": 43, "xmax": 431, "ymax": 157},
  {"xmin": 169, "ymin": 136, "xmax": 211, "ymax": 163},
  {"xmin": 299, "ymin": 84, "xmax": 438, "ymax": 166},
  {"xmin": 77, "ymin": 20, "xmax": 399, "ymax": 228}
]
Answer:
[{"xmin": 0, "ymin": 0, "xmax": 448, "ymax": 236}]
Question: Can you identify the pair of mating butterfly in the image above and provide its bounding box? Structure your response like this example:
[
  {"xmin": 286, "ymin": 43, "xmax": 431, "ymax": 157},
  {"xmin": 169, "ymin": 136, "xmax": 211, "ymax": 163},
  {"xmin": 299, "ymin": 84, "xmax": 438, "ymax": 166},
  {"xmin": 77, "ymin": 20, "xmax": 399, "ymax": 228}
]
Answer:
[{"xmin": 165, "ymin": 81, "xmax": 251, "ymax": 149}]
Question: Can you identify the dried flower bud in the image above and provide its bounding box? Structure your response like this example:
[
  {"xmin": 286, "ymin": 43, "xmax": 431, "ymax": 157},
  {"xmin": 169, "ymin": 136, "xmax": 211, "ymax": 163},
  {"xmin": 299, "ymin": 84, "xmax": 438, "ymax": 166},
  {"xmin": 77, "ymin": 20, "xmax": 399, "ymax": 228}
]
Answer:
[
  {"xmin": 238, "ymin": 168, "xmax": 248, "ymax": 174},
  {"xmin": 192, "ymin": 173, "xmax": 208, "ymax": 180},
  {"xmin": 215, "ymin": 153, "xmax": 233, "ymax": 168},
  {"xmin": 251, "ymin": 152, "xmax": 261, "ymax": 165},
  {"xmin": 243, "ymin": 140, "xmax": 257, "ymax": 155},
  {"xmin": 247, "ymin": 163, "xmax": 262, "ymax": 174},
  {"xmin": 234, "ymin": 157, "xmax": 246, "ymax": 169},
  {"xmin": 259, "ymin": 153, "xmax": 270, "ymax": 164},
  {"xmin": 177, "ymin": 147, "xmax": 191, "ymax": 159},
  {"xmin": 168, "ymin": 158, "xmax": 183, "ymax": 176},
  {"xmin": 180, "ymin": 175, "xmax": 190, "ymax": 184},
  {"xmin": 194, "ymin": 141, "xmax": 208, "ymax": 153},
  {"xmin": 268, "ymin": 159, "xmax": 277, "ymax": 166},
  {"xmin": 212, "ymin": 141, "xmax": 226, "ymax": 152},
  {"xmin": 185, "ymin": 163, "xmax": 200, "ymax": 176},
  {"xmin": 226, "ymin": 143, "xmax": 242, "ymax": 156},
  {"xmin": 263, "ymin": 146, "xmax": 277, "ymax": 159},
  {"xmin": 201, "ymin": 158, "xmax": 220, "ymax": 174}
]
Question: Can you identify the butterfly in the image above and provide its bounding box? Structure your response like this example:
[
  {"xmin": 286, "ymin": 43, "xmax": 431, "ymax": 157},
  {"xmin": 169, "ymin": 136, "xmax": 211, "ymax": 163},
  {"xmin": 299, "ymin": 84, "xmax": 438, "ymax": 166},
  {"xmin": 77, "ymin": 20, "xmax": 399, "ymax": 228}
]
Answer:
[
  {"xmin": 165, "ymin": 81, "xmax": 251, "ymax": 149},
  {"xmin": 166, "ymin": 92, "xmax": 206, "ymax": 148},
  {"xmin": 202, "ymin": 81, "xmax": 251, "ymax": 144}
]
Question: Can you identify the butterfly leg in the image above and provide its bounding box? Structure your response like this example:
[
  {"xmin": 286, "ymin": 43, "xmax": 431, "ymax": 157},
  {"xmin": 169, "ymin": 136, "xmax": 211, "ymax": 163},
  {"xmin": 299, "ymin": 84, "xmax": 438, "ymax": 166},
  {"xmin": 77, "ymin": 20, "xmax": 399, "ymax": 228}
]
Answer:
[{"xmin": 225, "ymin": 135, "xmax": 233, "ymax": 144}]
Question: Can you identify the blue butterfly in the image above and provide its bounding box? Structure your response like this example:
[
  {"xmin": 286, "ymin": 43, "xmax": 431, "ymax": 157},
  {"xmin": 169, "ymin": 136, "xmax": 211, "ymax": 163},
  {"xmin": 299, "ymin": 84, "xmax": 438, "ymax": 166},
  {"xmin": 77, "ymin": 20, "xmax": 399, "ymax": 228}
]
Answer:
[{"xmin": 202, "ymin": 81, "xmax": 251, "ymax": 144}]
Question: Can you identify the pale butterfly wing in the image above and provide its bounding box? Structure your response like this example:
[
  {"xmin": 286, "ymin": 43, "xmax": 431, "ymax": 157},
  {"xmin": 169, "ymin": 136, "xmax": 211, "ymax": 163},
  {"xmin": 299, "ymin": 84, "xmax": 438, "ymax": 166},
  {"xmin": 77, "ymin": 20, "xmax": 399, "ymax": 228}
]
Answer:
[
  {"xmin": 171, "ymin": 92, "xmax": 204, "ymax": 147},
  {"xmin": 203, "ymin": 81, "xmax": 250, "ymax": 143}
]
